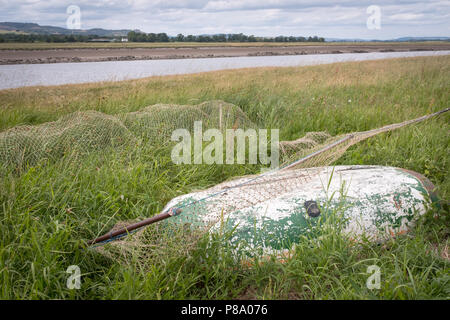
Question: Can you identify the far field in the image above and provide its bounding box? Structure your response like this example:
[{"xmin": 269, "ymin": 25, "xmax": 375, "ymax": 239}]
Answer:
[{"xmin": 0, "ymin": 56, "xmax": 448, "ymax": 299}]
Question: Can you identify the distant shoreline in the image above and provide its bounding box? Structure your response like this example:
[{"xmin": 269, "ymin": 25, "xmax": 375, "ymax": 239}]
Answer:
[{"xmin": 1, "ymin": 42, "xmax": 450, "ymax": 65}]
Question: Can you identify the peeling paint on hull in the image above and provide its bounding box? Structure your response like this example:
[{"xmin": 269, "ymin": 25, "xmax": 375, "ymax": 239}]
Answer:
[{"xmin": 162, "ymin": 166, "xmax": 437, "ymax": 256}]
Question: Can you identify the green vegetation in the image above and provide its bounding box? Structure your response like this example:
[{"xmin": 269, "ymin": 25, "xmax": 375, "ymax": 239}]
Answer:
[
  {"xmin": 127, "ymin": 31, "xmax": 324, "ymax": 43},
  {"xmin": 0, "ymin": 33, "xmax": 115, "ymax": 43},
  {"xmin": 0, "ymin": 56, "xmax": 448, "ymax": 299},
  {"xmin": 0, "ymin": 30, "xmax": 324, "ymax": 44}
]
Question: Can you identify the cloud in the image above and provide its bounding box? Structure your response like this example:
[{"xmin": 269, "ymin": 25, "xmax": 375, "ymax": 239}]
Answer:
[
  {"xmin": 0, "ymin": 0, "xmax": 449, "ymax": 39},
  {"xmin": 389, "ymin": 13, "xmax": 424, "ymax": 20}
]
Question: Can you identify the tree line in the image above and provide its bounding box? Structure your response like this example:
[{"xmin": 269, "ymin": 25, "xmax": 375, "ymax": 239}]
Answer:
[
  {"xmin": 0, "ymin": 32, "xmax": 325, "ymax": 43},
  {"xmin": 128, "ymin": 31, "xmax": 325, "ymax": 42}
]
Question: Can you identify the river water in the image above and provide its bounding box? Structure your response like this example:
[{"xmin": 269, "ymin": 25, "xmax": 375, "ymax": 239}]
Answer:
[{"xmin": 0, "ymin": 50, "xmax": 449, "ymax": 90}]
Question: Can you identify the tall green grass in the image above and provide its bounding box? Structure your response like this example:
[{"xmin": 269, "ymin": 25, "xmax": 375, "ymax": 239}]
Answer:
[{"xmin": 0, "ymin": 56, "xmax": 448, "ymax": 299}]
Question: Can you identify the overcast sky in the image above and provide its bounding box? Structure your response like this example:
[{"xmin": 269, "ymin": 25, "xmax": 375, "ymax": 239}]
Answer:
[{"xmin": 1, "ymin": 0, "xmax": 449, "ymax": 39}]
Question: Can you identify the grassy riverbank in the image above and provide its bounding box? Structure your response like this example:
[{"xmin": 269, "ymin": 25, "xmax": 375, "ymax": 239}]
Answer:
[{"xmin": 0, "ymin": 55, "xmax": 448, "ymax": 299}]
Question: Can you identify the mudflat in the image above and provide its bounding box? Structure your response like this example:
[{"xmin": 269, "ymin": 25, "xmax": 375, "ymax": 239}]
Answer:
[{"xmin": 1, "ymin": 42, "xmax": 450, "ymax": 64}]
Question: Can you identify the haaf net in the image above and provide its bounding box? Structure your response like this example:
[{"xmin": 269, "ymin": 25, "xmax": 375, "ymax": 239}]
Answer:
[
  {"xmin": 0, "ymin": 100, "xmax": 447, "ymax": 259},
  {"xmin": 3, "ymin": 100, "xmax": 440, "ymax": 172},
  {"xmin": 0, "ymin": 100, "xmax": 254, "ymax": 170}
]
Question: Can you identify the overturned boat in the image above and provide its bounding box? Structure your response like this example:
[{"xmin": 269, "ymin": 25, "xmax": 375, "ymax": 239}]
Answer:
[{"xmin": 161, "ymin": 165, "xmax": 438, "ymax": 256}]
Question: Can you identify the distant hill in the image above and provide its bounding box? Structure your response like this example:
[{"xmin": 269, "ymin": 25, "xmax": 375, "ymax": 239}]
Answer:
[
  {"xmin": 0, "ymin": 22, "xmax": 138, "ymax": 37},
  {"xmin": 326, "ymin": 36, "xmax": 450, "ymax": 42},
  {"xmin": 393, "ymin": 37, "xmax": 450, "ymax": 41}
]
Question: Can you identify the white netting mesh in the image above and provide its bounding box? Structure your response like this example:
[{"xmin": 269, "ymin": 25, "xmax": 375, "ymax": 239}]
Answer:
[
  {"xmin": 1, "ymin": 100, "xmax": 444, "ymax": 177},
  {"xmin": 0, "ymin": 100, "xmax": 256, "ymax": 169}
]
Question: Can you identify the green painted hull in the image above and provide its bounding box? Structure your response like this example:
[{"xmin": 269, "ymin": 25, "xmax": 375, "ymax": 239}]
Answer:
[{"xmin": 162, "ymin": 166, "xmax": 437, "ymax": 256}]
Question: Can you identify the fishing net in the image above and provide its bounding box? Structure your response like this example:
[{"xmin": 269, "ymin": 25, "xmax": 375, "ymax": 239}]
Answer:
[
  {"xmin": 4, "ymin": 99, "xmax": 436, "ymax": 172},
  {"xmin": 0, "ymin": 100, "xmax": 447, "ymax": 261},
  {"xmin": 279, "ymin": 108, "xmax": 449, "ymax": 170},
  {"xmin": 0, "ymin": 100, "xmax": 255, "ymax": 170},
  {"xmin": 0, "ymin": 111, "xmax": 135, "ymax": 168}
]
